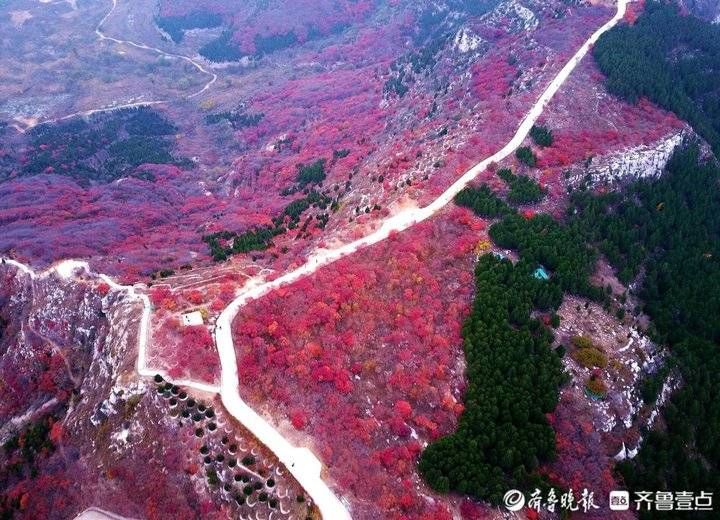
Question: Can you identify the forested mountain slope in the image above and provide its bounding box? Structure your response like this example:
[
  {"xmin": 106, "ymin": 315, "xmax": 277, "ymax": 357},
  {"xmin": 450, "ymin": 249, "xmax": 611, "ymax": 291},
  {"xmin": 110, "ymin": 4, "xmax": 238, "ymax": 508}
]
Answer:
[{"xmin": 594, "ymin": 1, "xmax": 720, "ymax": 154}]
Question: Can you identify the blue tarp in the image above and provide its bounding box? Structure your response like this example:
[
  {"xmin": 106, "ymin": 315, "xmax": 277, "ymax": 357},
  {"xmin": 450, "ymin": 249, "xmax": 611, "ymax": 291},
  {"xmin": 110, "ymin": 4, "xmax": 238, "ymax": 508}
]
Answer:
[{"xmin": 534, "ymin": 266, "xmax": 550, "ymax": 281}]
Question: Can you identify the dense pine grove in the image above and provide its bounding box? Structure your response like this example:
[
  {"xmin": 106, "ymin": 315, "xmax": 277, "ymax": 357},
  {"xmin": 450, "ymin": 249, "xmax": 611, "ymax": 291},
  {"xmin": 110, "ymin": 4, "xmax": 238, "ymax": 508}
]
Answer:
[
  {"xmin": 418, "ymin": 254, "xmax": 566, "ymax": 503},
  {"xmin": 529, "ymin": 124, "xmax": 554, "ymax": 148},
  {"xmin": 205, "ymin": 188, "xmax": 336, "ymax": 261},
  {"xmin": 454, "ymin": 185, "xmax": 512, "ymax": 218},
  {"xmin": 276, "ymin": 190, "xmax": 333, "ymax": 227},
  {"xmin": 593, "ymin": 8, "xmax": 720, "ymax": 501},
  {"xmin": 453, "ymin": 169, "xmax": 545, "ymax": 218},
  {"xmin": 568, "ymin": 146, "xmax": 720, "ymax": 510},
  {"xmin": 515, "ymin": 146, "xmax": 537, "ymax": 167},
  {"xmin": 497, "ymin": 168, "xmax": 547, "ymax": 204},
  {"xmin": 419, "ymin": 201, "xmax": 604, "ymax": 502},
  {"xmin": 203, "ymin": 226, "xmax": 283, "ymax": 261},
  {"xmin": 254, "ymin": 31, "xmax": 299, "ymax": 55},
  {"xmin": 296, "ymin": 159, "xmax": 327, "ymax": 186},
  {"xmin": 199, "ymin": 24, "xmax": 338, "ymax": 63},
  {"xmin": 200, "ymin": 30, "xmax": 244, "ymax": 62},
  {"xmin": 593, "ymin": 1, "xmax": 720, "ymax": 154},
  {"xmin": 490, "ymin": 213, "xmax": 602, "ymax": 301},
  {"xmin": 20, "ymin": 107, "xmax": 184, "ymax": 184}
]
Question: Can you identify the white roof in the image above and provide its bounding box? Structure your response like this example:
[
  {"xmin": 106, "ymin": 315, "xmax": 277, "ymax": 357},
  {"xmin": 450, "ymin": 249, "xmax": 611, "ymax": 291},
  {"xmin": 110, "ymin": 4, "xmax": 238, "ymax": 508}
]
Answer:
[{"xmin": 181, "ymin": 311, "xmax": 204, "ymax": 326}]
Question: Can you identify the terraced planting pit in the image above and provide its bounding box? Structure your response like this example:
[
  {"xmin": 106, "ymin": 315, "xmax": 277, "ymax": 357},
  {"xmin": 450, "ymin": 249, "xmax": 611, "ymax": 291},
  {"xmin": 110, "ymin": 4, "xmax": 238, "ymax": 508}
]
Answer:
[{"xmin": 153, "ymin": 374, "xmax": 319, "ymax": 519}]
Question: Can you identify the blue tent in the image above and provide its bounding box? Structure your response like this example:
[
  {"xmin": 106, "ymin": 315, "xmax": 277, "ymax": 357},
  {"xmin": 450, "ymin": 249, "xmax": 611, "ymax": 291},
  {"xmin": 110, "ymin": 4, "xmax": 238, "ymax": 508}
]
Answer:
[{"xmin": 533, "ymin": 265, "xmax": 550, "ymax": 281}]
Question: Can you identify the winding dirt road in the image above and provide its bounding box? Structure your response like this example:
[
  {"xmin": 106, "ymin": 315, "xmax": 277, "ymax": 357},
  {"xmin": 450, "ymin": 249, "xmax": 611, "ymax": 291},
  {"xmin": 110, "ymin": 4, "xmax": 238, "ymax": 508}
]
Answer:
[
  {"xmin": 28, "ymin": 0, "xmax": 216, "ymax": 130},
  {"xmin": 2, "ymin": 0, "xmax": 630, "ymax": 518}
]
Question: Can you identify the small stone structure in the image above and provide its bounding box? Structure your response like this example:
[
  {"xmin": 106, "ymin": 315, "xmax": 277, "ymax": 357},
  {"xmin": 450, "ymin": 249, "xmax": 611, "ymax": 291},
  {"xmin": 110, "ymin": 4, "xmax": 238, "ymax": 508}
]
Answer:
[{"xmin": 181, "ymin": 311, "xmax": 204, "ymax": 327}]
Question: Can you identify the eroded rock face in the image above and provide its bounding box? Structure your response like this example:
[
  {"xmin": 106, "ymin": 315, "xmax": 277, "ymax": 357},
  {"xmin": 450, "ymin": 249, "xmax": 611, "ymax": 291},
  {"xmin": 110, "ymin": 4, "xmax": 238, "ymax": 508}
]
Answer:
[
  {"xmin": 0, "ymin": 263, "xmax": 118, "ymax": 431},
  {"xmin": 484, "ymin": 0, "xmax": 540, "ymax": 33},
  {"xmin": 567, "ymin": 130, "xmax": 695, "ymax": 187},
  {"xmin": 544, "ymin": 283, "xmax": 666, "ymax": 520}
]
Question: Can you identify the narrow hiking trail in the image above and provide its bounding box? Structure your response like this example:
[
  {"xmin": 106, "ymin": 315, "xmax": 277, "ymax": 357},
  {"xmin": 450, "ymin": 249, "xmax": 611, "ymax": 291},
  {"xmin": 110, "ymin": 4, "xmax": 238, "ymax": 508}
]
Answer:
[
  {"xmin": 25, "ymin": 0, "xmax": 217, "ymax": 130},
  {"xmin": 2, "ymin": 0, "xmax": 630, "ymax": 518}
]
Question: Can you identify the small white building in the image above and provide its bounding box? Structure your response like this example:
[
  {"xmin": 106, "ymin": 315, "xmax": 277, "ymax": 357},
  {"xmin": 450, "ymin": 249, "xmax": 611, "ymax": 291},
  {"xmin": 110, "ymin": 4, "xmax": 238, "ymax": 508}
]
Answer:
[{"xmin": 181, "ymin": 311, "xmax": 204, "ymax": 327}]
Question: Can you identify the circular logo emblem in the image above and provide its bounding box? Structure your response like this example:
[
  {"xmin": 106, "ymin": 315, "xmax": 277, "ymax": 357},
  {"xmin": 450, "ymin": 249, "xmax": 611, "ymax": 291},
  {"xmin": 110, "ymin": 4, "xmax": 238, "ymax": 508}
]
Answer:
[{"xmin": 503, "ymin": 489, "xmax": 526, "ymax": 512}]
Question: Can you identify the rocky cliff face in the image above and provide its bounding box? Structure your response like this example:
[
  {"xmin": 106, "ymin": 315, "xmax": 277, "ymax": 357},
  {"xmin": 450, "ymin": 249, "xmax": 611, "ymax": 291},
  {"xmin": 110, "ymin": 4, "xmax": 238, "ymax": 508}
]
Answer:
[
  {"xmin": 566, "ymin": 130, "xmax": 706, "ymax": 187},
  {"xmin": 0, "ymin": 264, "xmax": 118, "ymax": 431}
]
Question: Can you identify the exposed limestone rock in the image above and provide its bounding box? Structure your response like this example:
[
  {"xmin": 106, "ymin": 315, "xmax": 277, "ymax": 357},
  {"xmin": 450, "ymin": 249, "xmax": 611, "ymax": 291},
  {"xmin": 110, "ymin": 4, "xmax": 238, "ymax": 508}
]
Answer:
[
  {"xmin": 568, "ymin": 130, "xmax": 694, "ymax": 186},
  {"xmin": 453, "ymin": 27, "xmax": 483, "ymax": 53}
]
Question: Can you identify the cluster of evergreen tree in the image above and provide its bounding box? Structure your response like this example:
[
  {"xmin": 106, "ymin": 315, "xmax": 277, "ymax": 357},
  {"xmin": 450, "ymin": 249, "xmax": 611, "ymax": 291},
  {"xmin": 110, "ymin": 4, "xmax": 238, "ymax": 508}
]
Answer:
[
  {"xmin": 206, "ymin": 189, "xmax": 337, "ymax": 261},
  {"xmin": 0, "ymin": 152, "xmax": 13, "ymax": 183},
  {"xmin": 200, "ymin": 30, "xmax": 245, "ymax": 62},
  {"xmin": 2, "ymin": 421, "xmax": 53, "ymax": 471},
  {"xmin": 497, "ymin": 168, "xmax": 546, "ymax": 204},
  {"xmin": 515, "ymin": 146, "xmax": 537, "ymax": 167},
  {"xmin": 383, "ymin": 74, "xmax": 410, "ymax": 98},
  {"xmin": 106, "ymin": 136, "xmax": 174, "ymax": 171},
  {"xmin": 453, "ymin": 172, "xmax": 546, "ymax": 223},
  {"xmin": 529, "ymin": 124, "xmax": 553, "ymax": 147},
  {"xmin": 0, "ymin": 151, "xmax": 17, "ymax": 182},
  {"xmin": 203, "ymin": 226, "xmax": 283, "ymax": 261},
  {"xmin": 1, "ymin": 416, "xmax": 59, "ymax": 517},
  {"xmin": 123, "ymin": 108, "xmax": 177, "ymax": 136},
  {"xmin": 155, "ymin": 11, "xmax": 222, "ymax": 44},
  {"xmin": 489, "ymin": 213, "xmax": 602, "ymax": 300},
  {"xmin": 21, "ymin": 107, "xmax": 184, "ymax": 184},
  {"xmin": 593, "ymin": 1, "xmax": 720, "ymax": 155},
  {"xmin": 275, "ymin": 189, "xmax": 333, "ymax": 228},
  {"xmin": 454, "ymin": 184, "xmax": 512, "ymax": 217},
  {"xmin": 205, "ymin": 110, "xmax": 263, "ymax": 130},
  {"xmin": 296, "ymin": 159, "xmax": 327, "ymax": 186},
  {"xmin": 254, "ymin": 31, "xmax": 298, "ymax": 55},
  {"xmin": 567, "ymin": 146, "xmax": 720, "ymax": 510},
  {"xmin": 443, "ymin": 144, "xmax": 720, "ymax": 510},
  {"xmin": 200, "ymin": 26, "xmax": 323, "ymax": 63},
  {"xmin": 419, "ymin": 253, "xmax": 566, "ymax": 503}
]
